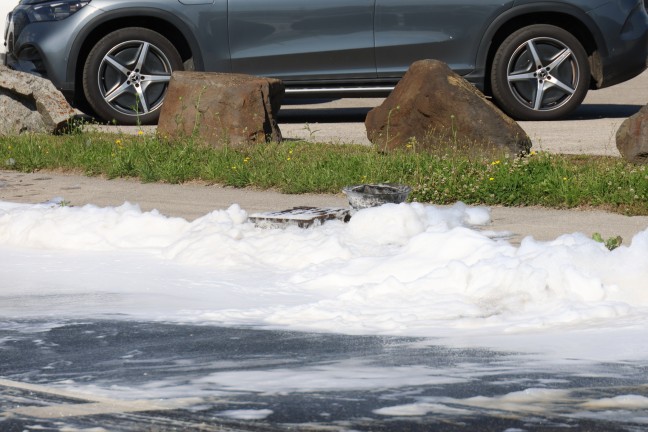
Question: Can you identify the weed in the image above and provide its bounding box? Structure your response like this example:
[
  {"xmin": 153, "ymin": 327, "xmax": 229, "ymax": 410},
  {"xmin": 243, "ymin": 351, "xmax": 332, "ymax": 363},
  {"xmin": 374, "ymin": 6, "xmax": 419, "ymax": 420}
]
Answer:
[
  {"xmin": 592, "ymin": 232, "xmax": 623, "ymax": 251},
  {"xmin": 303, "ymin": 123, "xmax": 321, "ymax": 140}
]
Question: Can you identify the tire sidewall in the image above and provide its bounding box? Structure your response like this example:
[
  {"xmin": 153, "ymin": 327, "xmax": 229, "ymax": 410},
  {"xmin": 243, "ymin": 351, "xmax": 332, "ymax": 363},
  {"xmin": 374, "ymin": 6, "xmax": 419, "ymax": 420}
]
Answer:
[
  {"xmin": 491, "ymin": 24, "xmax": 590, "ymax": 121},
  {"xmin": 83, "ymin": 27, "xmax": 183, "ymax": 125}
]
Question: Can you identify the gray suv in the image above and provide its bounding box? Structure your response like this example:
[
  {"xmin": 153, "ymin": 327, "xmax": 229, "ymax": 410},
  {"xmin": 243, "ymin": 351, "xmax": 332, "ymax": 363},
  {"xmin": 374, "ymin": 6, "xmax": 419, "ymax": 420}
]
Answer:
[{"xmin": 4, "ymin": 0, "xmax": 648, "ymax": 125}]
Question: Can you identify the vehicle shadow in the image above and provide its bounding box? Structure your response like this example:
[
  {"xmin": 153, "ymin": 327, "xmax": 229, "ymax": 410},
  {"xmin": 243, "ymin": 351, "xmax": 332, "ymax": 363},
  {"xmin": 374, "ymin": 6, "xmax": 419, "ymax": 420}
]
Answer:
[
  {"xmin": 565, "ymin": 104, "xmax": 643, "ymax": 120},
  {"xmin": 77, "ymin": 101, "xmax": 643, "ymax": 127},
  {"xmin": 278, "ymin": 101, "xmax": 643, "ymax": 123},
  {"xmin": 278, "ymin": 97, "xmax": 371, "ymax": 123},
  {"xmin": 279, "ymin": 107, "xmax": 372, "ymax": 123}
]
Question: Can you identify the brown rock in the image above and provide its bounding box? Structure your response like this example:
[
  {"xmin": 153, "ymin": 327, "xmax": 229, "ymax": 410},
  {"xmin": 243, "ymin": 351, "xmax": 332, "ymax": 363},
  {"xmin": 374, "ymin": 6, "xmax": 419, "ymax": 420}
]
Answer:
[
  {"xmin": 157, "ymin": 72, "xmax": 284, "ymax": 147},
  {"xmin": 616, "ymin": 105, "xmax": 648, "ymax": 164},
  {"xmin": 0, "ymin": 65, "xmax": 76, "ymax": 135},
  {"xmin": 365, "ymin": 60, "xmax": 531, "ymax": 155}
]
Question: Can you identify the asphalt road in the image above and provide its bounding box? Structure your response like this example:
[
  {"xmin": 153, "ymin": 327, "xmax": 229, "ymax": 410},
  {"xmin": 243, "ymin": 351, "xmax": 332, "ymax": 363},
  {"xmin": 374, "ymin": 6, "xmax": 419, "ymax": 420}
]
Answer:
[{"xmin": 2, "ymin": 320, "xmax": 647, "ymax": 432}]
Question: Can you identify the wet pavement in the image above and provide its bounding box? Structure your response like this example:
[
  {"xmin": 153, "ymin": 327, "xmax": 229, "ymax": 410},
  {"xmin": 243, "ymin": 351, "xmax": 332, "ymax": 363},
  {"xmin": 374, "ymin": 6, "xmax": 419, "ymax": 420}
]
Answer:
[{"xmin": 1, "ymin": 320, "xmax": 647, "ymax": 431}]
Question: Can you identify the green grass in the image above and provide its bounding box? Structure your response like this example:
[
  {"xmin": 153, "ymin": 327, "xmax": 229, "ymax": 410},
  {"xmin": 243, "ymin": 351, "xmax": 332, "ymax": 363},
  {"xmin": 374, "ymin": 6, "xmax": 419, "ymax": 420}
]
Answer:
[{"xmin": 1, "ymin": 131, "xmax": 648, "ymax": 215}]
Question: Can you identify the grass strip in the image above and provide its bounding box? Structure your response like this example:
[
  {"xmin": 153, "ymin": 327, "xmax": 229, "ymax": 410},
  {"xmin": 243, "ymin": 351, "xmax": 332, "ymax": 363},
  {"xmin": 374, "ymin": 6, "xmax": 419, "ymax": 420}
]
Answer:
[{"xmin": 1, "ymin": 132, "xmax": 647, "ymax": 215}]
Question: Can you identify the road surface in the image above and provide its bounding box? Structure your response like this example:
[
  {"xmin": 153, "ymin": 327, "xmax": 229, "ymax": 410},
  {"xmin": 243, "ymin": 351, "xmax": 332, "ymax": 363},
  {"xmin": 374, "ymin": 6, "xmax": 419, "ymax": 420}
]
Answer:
[{"xmin": 278, "ymin": 70, "xmax": 648, "ymax": 156}]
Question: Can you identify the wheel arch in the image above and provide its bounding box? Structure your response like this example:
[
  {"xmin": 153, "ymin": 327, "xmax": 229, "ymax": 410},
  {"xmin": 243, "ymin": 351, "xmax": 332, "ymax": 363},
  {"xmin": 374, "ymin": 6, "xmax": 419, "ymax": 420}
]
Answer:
[
  {"xmin": 68, "ymin": 9, "xmax": 202, "ymax": 107},
  {"xmin": 477, "ymin": 5, "xmax": 606, "ymax": 96}
]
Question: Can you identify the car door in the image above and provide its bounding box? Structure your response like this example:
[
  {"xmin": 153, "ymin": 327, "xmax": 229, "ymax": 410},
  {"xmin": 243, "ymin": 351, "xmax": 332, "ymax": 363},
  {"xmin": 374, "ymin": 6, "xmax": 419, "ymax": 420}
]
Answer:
[
  {"xmin": 375, "ymin": 0, "xmax": 514, "ymax": 78},
  {"xmin": 228, "ymin": 0, "xmax": 376, "ymax": 82}
]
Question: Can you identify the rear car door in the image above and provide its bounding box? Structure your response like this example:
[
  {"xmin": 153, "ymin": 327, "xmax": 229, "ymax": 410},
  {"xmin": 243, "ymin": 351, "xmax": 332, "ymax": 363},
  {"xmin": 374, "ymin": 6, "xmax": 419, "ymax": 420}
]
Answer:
[
  {"xmin": 375, "ymin": 0, "xmax": 514, "ymax": 78},
  {"xmin": 228, "ymin": 0, "xmax": 377, "ymax": 82}
]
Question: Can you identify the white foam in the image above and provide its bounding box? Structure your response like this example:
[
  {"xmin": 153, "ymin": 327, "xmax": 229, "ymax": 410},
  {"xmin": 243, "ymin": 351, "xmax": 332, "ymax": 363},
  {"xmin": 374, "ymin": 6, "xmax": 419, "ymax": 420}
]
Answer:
[
  {"xmin": 196, "ymin": 359, "xmax": 467, "ymax": 394},
  {"xmin": 582, "ymin": 395, "xmax": 648, "ymax": 410},
  {"xmin": 1, "ymin": 199, "xmax": 648, "ymax": 362},
  {"xmin": 215, "ymin": 409, "xmax": 273, "ymax": 420}
]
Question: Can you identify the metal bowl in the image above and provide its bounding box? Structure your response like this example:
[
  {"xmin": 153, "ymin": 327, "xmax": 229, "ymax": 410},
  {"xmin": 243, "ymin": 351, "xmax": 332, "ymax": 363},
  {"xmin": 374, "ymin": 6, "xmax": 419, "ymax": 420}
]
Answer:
[{"xmin": 342, "ymin": 183, "xmax": 412, "ymax": 210}]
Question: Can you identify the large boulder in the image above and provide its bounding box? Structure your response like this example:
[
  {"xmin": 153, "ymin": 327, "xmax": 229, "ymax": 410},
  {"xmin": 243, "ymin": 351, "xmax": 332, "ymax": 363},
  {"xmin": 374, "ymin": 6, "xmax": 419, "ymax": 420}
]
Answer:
[
  {"xmin": 157, "ymin": 72, "xmax": 284, "ymax": 147},
  {"xmin": 365, "ymin": 60, "xmax": 531, "ymax": 155},
  {"xmin": 616, "ymin": 105, "xmax": 648, "ymax": 164},
  {"xmin": 0, "ymin": 65, "xmax": 76, "ymax": 136}
]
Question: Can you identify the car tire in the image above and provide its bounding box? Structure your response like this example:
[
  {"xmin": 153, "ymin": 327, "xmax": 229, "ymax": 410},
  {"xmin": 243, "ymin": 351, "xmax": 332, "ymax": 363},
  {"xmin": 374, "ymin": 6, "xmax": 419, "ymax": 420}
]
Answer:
[
  {"xmin": 83, "ymin": 27, "xmax": 183, "ymax": 125},
  {"xmin": 490, "ymin": 24, "xmax": 590, "ymax": 121}
]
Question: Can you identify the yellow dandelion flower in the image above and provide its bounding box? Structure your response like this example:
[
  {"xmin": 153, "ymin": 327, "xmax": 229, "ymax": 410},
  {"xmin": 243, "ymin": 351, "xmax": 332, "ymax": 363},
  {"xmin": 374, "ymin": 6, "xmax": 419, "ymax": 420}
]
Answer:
[
  {"xmin": 489, "ymin": 177, "xmax": 495, "ymax": 181},
  {"xmin": 137, "ymin": 130, "xmax": 144, "ymax": 136}
]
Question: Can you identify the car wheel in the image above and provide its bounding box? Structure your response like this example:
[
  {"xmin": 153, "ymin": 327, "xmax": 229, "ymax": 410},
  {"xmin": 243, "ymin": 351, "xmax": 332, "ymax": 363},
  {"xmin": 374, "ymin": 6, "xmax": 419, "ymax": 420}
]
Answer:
[
  {"xmin": 490, "ymin": 24, "xmax": 590, "ymax": 121},
  {"xmin": 83, "ymin": 27, "xmax": 183, "ymax": 125}
]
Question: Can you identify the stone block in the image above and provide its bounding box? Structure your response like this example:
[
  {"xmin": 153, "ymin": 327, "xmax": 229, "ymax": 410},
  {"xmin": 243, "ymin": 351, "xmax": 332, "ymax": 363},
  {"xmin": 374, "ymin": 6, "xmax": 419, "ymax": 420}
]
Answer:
[
  {"xmin": 157, "ymin": 72, "xmax": 284, "ymax": 147},
  {"xmin": 365, "ymin": 60, "xmax": 531, "ymax": 155},
  {"xmin": 617, "ymin": 105, "xmax": 648, "ymax": 164},
  {"xmin": 0, "ymin": 65, "xmax": 76, "ymax": 135}
]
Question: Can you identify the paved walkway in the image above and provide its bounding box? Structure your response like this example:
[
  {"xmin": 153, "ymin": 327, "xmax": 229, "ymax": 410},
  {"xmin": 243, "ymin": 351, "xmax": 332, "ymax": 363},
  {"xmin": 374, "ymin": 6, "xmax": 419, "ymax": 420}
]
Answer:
[{"xmin": 2, "ymin": 169, "xmax": 647, "ymax": 243}]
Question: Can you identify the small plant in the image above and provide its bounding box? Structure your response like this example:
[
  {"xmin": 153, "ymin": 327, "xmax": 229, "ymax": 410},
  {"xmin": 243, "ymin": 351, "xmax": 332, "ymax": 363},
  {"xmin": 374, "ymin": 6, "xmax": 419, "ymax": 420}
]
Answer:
[
  {"xmin": 303, "ymin": 123, "xmax": 320, "ymax": 140},
  {"xmin": 60, "ymin": 116, "xmax": 88, "ymax": 135},
  {"xmin": 384, "ymin": 105, "xmax": 400, "ymax": 150},
  {"xmin": 450, "ymin": 114, "xmax": 458, "ymax": 145},
  {"xmin": 592, "ymin": 232, "xmax": 623, "ymax": 251},
  {"xmin": 192, "ymin": 86, "xmax": 208, "ymax": 137}
]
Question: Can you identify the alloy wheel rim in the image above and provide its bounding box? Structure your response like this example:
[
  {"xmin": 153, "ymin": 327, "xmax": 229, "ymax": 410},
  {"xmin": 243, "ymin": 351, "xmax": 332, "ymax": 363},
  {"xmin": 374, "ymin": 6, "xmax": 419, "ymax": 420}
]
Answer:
[
  {"xmin": 97, "ymin": 40, "xmax": 173, "ymax": 117},
  {"xmin": 506, "ymin": 36, "xmax": 580, "ymax": 112}
]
